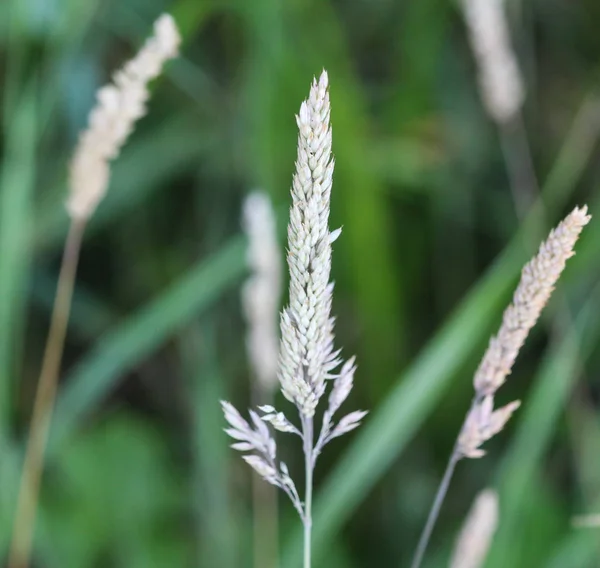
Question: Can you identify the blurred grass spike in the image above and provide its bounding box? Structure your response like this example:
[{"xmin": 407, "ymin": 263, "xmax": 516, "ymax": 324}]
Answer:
[
  {"xmin": 242, "ymin": 190, "xmax": 282, "ymax": 394},
  {"xmin": 241, "ymin": 190, "xmax": 283, "ymax": 568},
  {"xmin": 7, "ymin": 14, "xmax": 181, "ymax": 568},
  {"xmin": 572, "ymin": 514, "xmax": 600, "ymax": 528},
  {"xmin": 450, "ymin": 489, "xmax": 499, "ymax": 568},
  {"xmin": 67, "ymin": 14, "xmax": 181, "ymax": 220},
  {"xmin": 472, "ymin": 206, "xmax": 591, "ymax": 398},
  {"xmin": 460, "ymin": 0, "xmax": 524, "ymax": 124},
  {"xmin": 411, "ymin": 206, "xmax": 590, "ymax": 568}
]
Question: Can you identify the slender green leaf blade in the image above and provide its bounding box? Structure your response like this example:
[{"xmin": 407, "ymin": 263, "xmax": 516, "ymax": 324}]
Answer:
[
  {"xmin": 48, "ymin": 236, "xmax": 246, "ymax": 453},
  {"xmin": 0, "ymin": 85, "xmax": 37, "ymax": 439}
]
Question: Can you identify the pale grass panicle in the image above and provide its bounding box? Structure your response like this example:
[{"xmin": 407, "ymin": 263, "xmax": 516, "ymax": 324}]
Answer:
[
  {"xmin": 457, "ymin": 206, "xmax": 590, "ymax": 459},
  {"xmin": 460, "ymin": 0, "xmax": 524, "ymax": 123},
  {"xmin": 222, "ymin": 69, "xmax": 365, "ymax": 503},
  {"xmin": 473, "ymin": 206, "xmax": 591, "ymax": 397},
  {"xmin": 412, "ymin": 206, "xmax": 591, "ymax": 568},
  {"xmin": 67, "ymin": 14, "xmax": 181, "ymax": 220},
  {"xmin": 277, "ymin": 70, "xmax": 347, "ymax": 418},
  {"xmin": 242, "ymin": 191, "xmax": 283, "ymax": 392},
  {"xmin": 450, "ymin": 489, "xmax": 499, "ymax": 568},
  {"xmin": 222, "ymin": 72, "xmax": 366, "ymax": 566}
]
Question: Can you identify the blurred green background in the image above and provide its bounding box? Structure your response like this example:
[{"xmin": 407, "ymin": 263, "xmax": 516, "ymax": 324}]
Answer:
[{"xmin": 1, "ymin": 0, "xmax": 600, "ymax": 566}]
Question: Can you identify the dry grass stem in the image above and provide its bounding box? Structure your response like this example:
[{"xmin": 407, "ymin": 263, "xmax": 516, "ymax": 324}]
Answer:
[{"xmin": 8, "ymin": 219, "xmax": 86, "ymax": 568}]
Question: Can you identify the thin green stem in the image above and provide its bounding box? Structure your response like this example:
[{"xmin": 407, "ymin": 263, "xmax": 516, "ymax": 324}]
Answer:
[
  {"xmin": 410, "ymin": 450, "xmax": 461, "ymax": 568},
  {"xmin": 302, "ymin": 415, "xmax": 314, "ymax": 568}
]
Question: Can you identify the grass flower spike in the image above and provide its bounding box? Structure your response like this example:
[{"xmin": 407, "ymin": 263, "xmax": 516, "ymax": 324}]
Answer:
[
  {"xmin": 411, "ymin": 206, "xmax": 590, "ymax": 568},
  {"xmin": 459, "ymin": 205, "xmax": 591, "ymax": 459},
  {"xmin": 473, "ymin": 206, "xmax": 591, "ymax": 396},
  {"xmin": 223, "ymin": 71, "xmax": 365, "ymax": 568},
  {"xmin": 67, "ymin": 14, "xmax": 180, "ymax": 220},
  {"xmin": 278, "ymin": 71, "xmax": 340, "ymax": 418}
]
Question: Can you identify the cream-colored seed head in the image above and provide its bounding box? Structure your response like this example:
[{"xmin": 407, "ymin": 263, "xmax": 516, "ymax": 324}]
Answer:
[
  {"xmin": 456, "ymin": 206, "xmax": 590, "ymax": 459},
  {"xmin": 277, "ymin": 71, "xmax": 347, "ymax": 417},
  {"xmin": 221, "ymin": 72, "xmax": 364, "ymax": 522},
  {"xmin": 67, "ymin": 14, "xmax": 180, "ymax": 220},
  {"xmin": 242, "ymin": 191, "xmax": 282, "ymax": 392},
  {"xmin": 450, "ymin": 489, "xmax": 499, "ymax": 568},
  {"xmin": 474, "ymin": 206, "xmax": 591, "ymax": 396}
]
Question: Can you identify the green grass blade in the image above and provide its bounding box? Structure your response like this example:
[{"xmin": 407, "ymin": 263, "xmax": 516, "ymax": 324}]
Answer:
[
  {"xmin": 0, "ymin": 84, "xmax": 37, "ymax": 440},
  {"xmin": 544, "ymin": 532, "xmax": 600, "ymax": 568},
  {"xmin": 33, "ymin": 115, "xmax": 213, "ymax": 254},
  {"xmin": 179, "ymin": 325, "xmax": 240, "ymax": 568},
  {"xmin": 0, "ymin": 440, "xmax": 22, "ymax": 552},
  {"xmin": 543, "ymin": 405, "xmax": 600, "ymax": 568},
  {"xmin": 542, "ymin": 95, "xmax": 600, "ymax": 208},
  {"xmin": 170, "ymin": 0, "xmax": 216, "ymax": 44},
  {"xmin": 47, "ymin": 236, "xmax": 246, "ymax": 454}
]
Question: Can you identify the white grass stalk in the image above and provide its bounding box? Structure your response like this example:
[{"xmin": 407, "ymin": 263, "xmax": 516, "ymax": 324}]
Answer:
[
  {"xmin": 411, "ymin": 206, "xmax": 590, "ymax": 568},
  {"xmin": 241, "ymin": 191, "xmax": 283, "ymax": 568},
  {"xmin": 222, "ymin": 71, "xmax": 366, "ymax": 568},
  {"xmin": 460, "ymin": 0, "xmax": 524, "ymax": 125},
  {"xmin": 461, "ymin": 0, "xmax": 536, "ymax": 218},
  {"xmin": 242, "ymin": 191, "xmax": 282, "ymax": 394},
  {"xmin": 8, "ymin": 15, "xmax": 180, "ymax": 568}
]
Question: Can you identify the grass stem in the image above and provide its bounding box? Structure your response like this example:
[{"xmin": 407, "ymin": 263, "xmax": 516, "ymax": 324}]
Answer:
[
  {"xmin": 8, "ymin": 218, "xmax": 86, "ymax": 568},
  {"xmin": 410, "ymin": 449, "xmax": 460, "ymax": 568},
  {"xmin": 303, "ymin": 415, "xmax": 314, "ymax": 568}
]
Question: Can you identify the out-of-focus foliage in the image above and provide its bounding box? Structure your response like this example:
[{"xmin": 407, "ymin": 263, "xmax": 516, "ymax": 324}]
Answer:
[{"xmin": 1, "ymin": 0, "xmax": 600, "ymax": 567}]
